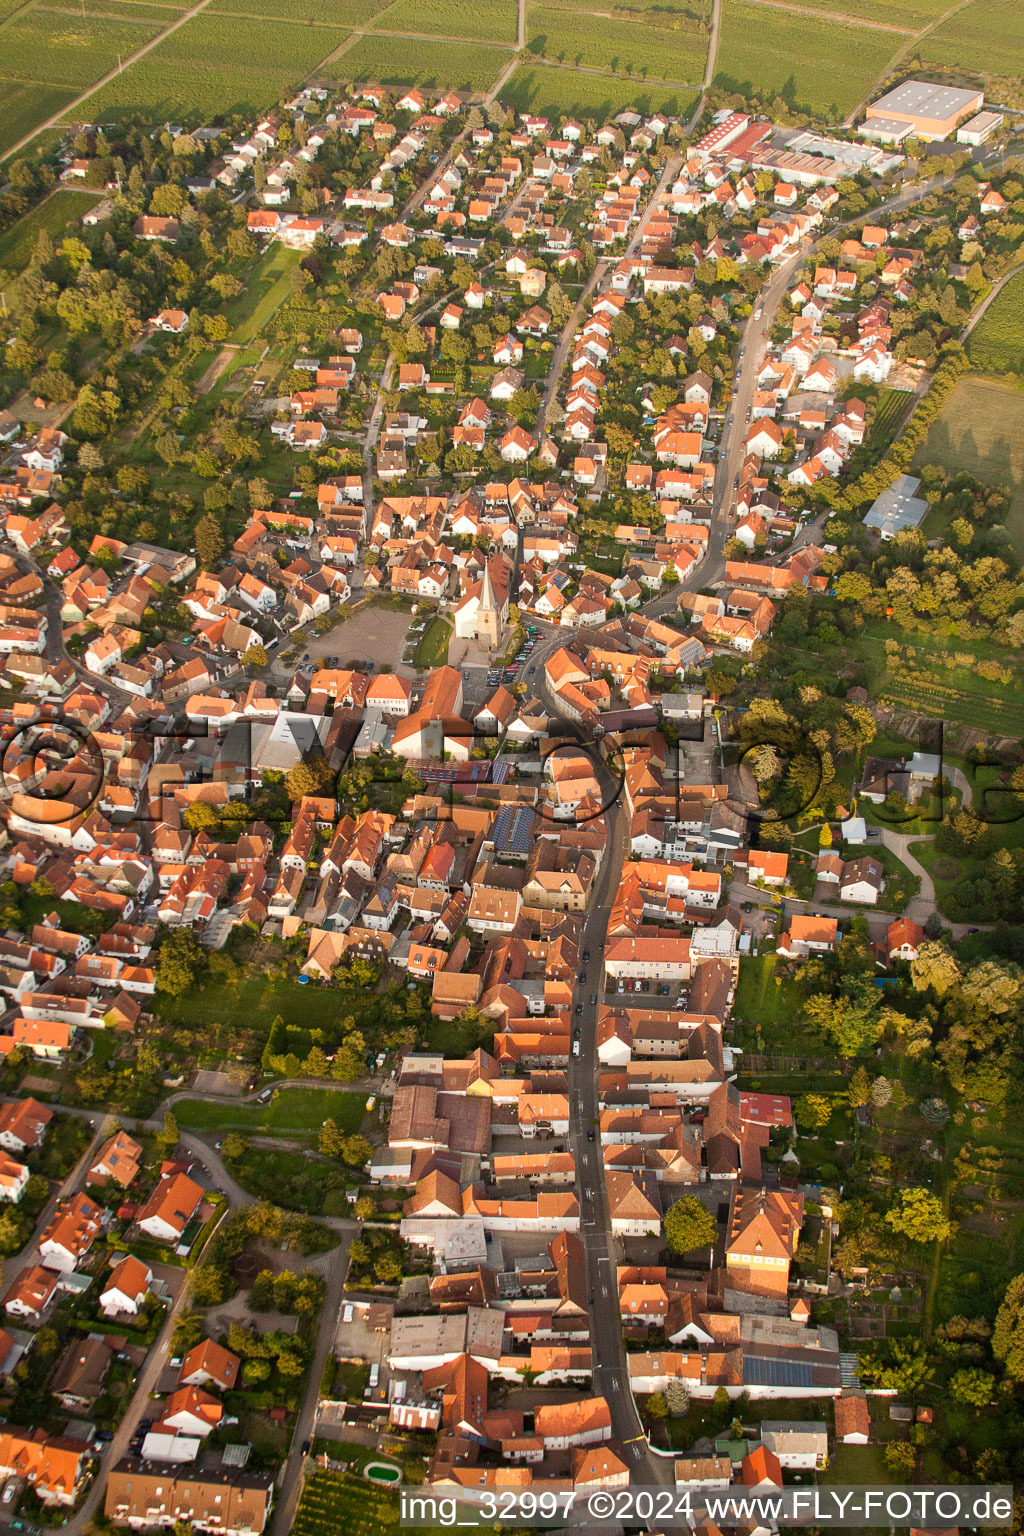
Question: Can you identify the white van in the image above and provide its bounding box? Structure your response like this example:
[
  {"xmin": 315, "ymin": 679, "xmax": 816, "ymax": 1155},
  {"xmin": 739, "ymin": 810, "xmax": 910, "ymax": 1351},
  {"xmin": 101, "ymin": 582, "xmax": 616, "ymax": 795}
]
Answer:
[{"xmin": 342, "ymin": 1303, "xmax": 354, "ymax": 1324}]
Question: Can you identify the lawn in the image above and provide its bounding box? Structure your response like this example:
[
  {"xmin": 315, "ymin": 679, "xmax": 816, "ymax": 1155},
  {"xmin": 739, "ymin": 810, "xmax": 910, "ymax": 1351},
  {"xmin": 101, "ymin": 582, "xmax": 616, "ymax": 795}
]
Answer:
[
  {"xmin": 372, "ymin": 0, "xmax": 518, "ymax": 41},
  {"xmin": 0, "ymin": 6, "xmax": 163, "ymax": 86},
  {"xmin": 0, "ymin": 82, "xmax": 77, "ymax": 157},
  {"xmin": 714, "ymin": 0, "xmax": 898, "ymax": 118},
  {"xmin": 321, "ymin": 33, "xmax": 512, "ymax": 89},
  {"xmin": 525, "ymin": 3, "xmax": 707, "ymax": 81},
  {"xmin": 914, "ymin": 375, "xmax": 1024, "ymax": 555},
  {"xmin": 79, "ymin": 12, "xmax": 348, "ymax": 122},
  {"xmin": 224, "ymin": 246, "xmax": 303, "ymax": 345},
  {"xmin": 174, "ymin": 1086, "xmax": 365, "ymax": 1134},
  {"xmin": 732, "ymin": 954, "xmax": 821, "ymax": 1053},
  {"xmin": 917, "ymin": 0, "xmax": 1024, "ymax": 80},
  {"xmin": 967, "ymin": 273, "xmax": 1024, "ymax": 376},
  {"xmin": 0, "ymin": 188, "xmax": 100, "ymax": 272},
  {"xmin": 413, "ymin": 614, "xmax": 452, "ymax": 669}
]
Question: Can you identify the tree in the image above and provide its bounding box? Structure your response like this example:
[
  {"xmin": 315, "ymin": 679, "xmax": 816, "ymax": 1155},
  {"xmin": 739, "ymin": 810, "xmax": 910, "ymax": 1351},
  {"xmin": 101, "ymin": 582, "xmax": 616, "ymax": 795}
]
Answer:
[
  {"xmin": 242, "ymin": 644, "xmax": 269, "ymax": 668},
  {"xmin": 869, "ymin": 1075, "xmax": 892, "ymax": 1110},
  {"xmin": 220, "ymin": 1133, "xmax": 246, "ymax": 1162},
  {"xmin": 796, "ymin": 1094, "xmax": 832, "ymax": 1132},
  {"xmin": 665, "ymin": 1379, "xmax": 690, "ymax": 1417},
  {"xmin": 884, "ymin": 1441, "xmax": 916, "ymax": 1478},
  {"xmin": 286, "ymin": 754, "xmax": 335, "ymax": 802},
  {"xmin": 664, "ymin": 1195, "xmax": 717, "ymax": 1255},
  {"xmin": 183, "ymin": 800, "xmax": 220, "ymax": 834},
  {"xmin": 156, "ymin": 927, "xmax": 204, "ymax": 996},
  {"xmin": 847, "ymin": 1066, "xmax": 871, "ymax": 1108},
  {"xmin": 993, "ymin": 1273, "xmax": 1024, "ymax": 1382},
  {"xmin": 341, "ymin": 1134, "xmax": 373, "ymax": 1168},
  {"xmin": 949, "ymin": 1367, "xmax": 995, "ymax": 1406},
  {"xmin": 157, "ymin": 1111, "xmax": 179, "ymax": 1155},
  {"xmin": 0, "ymin": 1208, "xmax": 28, "ymax": 1256},
  {"xmin": 194, "ymin": 512, "xmax": 224, "ymax": 569},
  {"xmin": 331, "ymin": 1030, "xmax": 366, "ymax": 1082},
  {"xmin": 885, "ymin": 1187, "xmax": 952, "ymax": 1244},
  {"xmin": 645, "ymin": 1392, "xmax": 668, "ymax": 1420},
  {"xmin": 317, "ymin": 1118, "xmax": 346, "ymax": 1158},
  {"xmin": 911, "ymin": 941, "xmax": 962, "ymax": 996}
]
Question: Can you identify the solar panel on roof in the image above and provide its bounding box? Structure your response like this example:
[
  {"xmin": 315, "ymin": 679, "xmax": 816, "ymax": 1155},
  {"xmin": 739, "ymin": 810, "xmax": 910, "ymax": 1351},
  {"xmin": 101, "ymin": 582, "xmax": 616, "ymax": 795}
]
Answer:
[{"xmin": 744, "ymin": 1356, "xmax": 813, "ymax": 1388}]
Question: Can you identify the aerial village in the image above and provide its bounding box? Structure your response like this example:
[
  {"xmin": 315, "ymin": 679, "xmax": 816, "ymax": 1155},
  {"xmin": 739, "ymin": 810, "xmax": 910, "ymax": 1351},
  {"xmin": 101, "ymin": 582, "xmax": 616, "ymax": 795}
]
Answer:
[{"xmin": 0, "ymin": 63, "xmax": 1019, "ymax": 1534}]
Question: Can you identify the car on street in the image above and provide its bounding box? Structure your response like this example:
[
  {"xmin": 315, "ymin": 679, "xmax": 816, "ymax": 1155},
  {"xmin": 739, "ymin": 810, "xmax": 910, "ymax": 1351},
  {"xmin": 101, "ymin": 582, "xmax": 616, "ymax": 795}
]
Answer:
[
  {"xmin": 575, "ymin": 1003, "xmax": 583, "ymax": 1015},
  {"xmin": 573, "ymin": 1027, "xmax": 581, "ymax": 1039},
  {"xmin": 589, "ymin": 994, "xmax": 597, "ymax": 1005},
  {"xmin": 587, "ymin": 1130, "xmax": 595, "ymax": 1141}
]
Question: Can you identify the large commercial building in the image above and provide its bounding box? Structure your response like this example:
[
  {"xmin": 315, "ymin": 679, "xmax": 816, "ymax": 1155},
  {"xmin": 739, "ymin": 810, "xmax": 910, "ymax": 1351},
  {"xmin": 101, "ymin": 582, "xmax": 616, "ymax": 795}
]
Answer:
[{"xmin": 861, "ymin": 80, "xmax": 984, "ymax": 143}]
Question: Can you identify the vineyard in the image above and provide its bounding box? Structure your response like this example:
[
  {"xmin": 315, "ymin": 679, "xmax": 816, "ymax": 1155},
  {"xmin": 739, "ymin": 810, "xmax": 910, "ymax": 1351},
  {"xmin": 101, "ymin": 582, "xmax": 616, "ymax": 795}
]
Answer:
[
  {"xmin": 714, "ymin": 0, "xmax": 897, "ymax": 116},
  {"xmin": 372, "ymin": 0, "xmax": 519, "ymax": 42},
  {"xmin": 0, "ymin": 82, "xmax": 76, "ymax": 156},
  {"xmin": 501, "ymin": 62, "xmax": 695, "ymax": 115},
  {"xmin": 326, "ymin": 33, "xmax": 510, "ymax": 89},
  {"xmin": 210, "ymin": 0, "xmax": 388, "ymax": 18},
  {"xmin": 861, "ymin": 633, "xmax": 1024, "ymax": 736},
  {"xmin": 918, "ymin": 0, "xmax": 1024, "ymax": 81},
  {"xmin": 867, "ymin": 388, "xmax": 911, "ymax": 449},
  {"xmin": 967, "ymin": 272, "xmax": 1024, "ymax": 375},
  {"xmin": 913, "ymin": 375, "xmax": 1024, "ymax": 554},
  {"xmin": 291, "ymin": 1472, "xmax": 400, "ymax": 1536},
  {"xmin": 0, "ymin": 6, "xmax": 163, "ymax": 87},
  {"xmin": 540, "ymin": 0, "xmax": 709, "ymax": 14},
  {"xmin": 78, "ymin": 11, "xmax": 348, "ymax": 122},
  {"xmin": 526, "ymin": 4, "xmax": 708, "ymax": 82},
  {"xmin": 0, "ymin": 188, "xmax": 98, "ymax": 272}
]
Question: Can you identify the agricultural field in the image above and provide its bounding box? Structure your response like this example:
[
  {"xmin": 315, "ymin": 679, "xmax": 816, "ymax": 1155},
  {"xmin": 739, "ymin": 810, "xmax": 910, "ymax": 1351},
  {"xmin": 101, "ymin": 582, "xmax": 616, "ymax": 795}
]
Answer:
[
  {"xmin": 372, "ymin": 0, "xmax": 518, "ymax": 42},
  {"xmin": 866, "ymin": 387, "xmax": 911, "ymax": 449},
  {"xmin": 224, "ymin": 245, "xmax": 303, "ymax": 345},
  {"xmin": 0, "ymin": 6, "xmax": 164, "ymax": 86},
  {"xmin": 526, "ymin": 4, "xmax": 707, "ymax": 82},
  {"xmin": 917, "ymin": 0, "xmax": 1024, "ymax": 81},
  {"xmin": 966, "ymin": 271, "xmax": 1024, "ymax": 375},
  {"xmin": 0, "ymin": 187, "xmax": 99, "ymax": 272},
  {"xmin": 539, "ymin": 0, "xmax": 710, "ymax": 15},
  {"xmin": 854, "ymin": 623, "xmax": 1024, "ymax": 736},
  {"xmin": 326, "ymin": 33, "xmax": 511, "ymax": 89},
  {"xmin": 292, "ymin": 1472, "xmax": 400, "ymax": 1536},
  {"xmin": 714, "ymin": 0, "xmax": 898, "ymax": 117},
  {"xmin": 914, "ymin": 375, "xmax": 1024, "ymax": 554},
  {"xmin": 77, "ymin": 11, "xmax": 348, "ymax": 122},
  {"xmin": 0, "ymin": 81, "xmax": 77, "ymax": 157},
  {"xmin": 501, "ymin": 62, "xmax": 696, "ymax": 116},
  {"xmin": 209, "ymin": 0, "xmax": 387, "ymax": 19},
  {"xmin": 743, "ymin": 0, "xmax": 948, "ymax": 27}
]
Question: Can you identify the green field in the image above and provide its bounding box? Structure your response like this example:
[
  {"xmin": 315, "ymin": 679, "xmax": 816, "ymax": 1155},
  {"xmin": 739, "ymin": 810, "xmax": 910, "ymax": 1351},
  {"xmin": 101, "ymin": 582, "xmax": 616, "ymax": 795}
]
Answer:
[
  {"xmin": 917, "ymin": 0, "xmax": 1024, "ymax": 79},
  {"xmin": 715, "ymin": 0, "xmax": 898, "ymax": 117},
  {"xmin": 326, "ymin": 32, "xmax": 511, "ymax": 88},
  {"xmin": 373, "ymin": 0, "xmax": 518, "ymax": 41},
  {"xmin": 743, "ymin": 0, "xmax": 947, "ymax": 26},
  {"xmin": 0, "ymin": 6, "xmax": 163, "ymax": 85},
  {"xmin": 209, "ymin": 0, "xmax": 387, "ymax": 18},
  {"xmin": 967, "ymin": 272, "xmax": 1024, "ymax": 376},
  {"xmin": 0, "ymin": 187, "xmax": 100, "ymax": 271},
  {"xmin": 224, "ymin": 245, "xmax": 303, "ymax": 344},
  {"xmin": 174, "ymin": 1086, "xmax": 366, "ymax": 1134},
  {"xmin": 79, "ymin": 12, "xmax": 348, "ymax": 121},
  {"xmin": 0, "ymin": 81, "xmax": 77, "ymax": 155},
  {"xmin": 501, "ymin": 61, "xmax": 696, "ymax": 116},
  {"xmin": 538, "ymin": 0, "xmax": 710, "ymax": 14},
  {"xmin": 914, "ymin": 375, "xmax": 1024, "ymax": 554},
  {"xmin": 526, "ymin": 3, "xmax": 707, "ymax": 81},
  {"xmin": 855, "ymin": 621, "xmax": 1024, "ymax": 736}
]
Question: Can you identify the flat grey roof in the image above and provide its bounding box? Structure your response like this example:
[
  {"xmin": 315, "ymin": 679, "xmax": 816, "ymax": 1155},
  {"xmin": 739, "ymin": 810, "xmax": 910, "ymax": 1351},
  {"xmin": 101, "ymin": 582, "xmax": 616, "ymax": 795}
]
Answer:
[
  {"xmin": 857, "ymin": 117, "xmax": 914, "ymax": 143},
  {"xmin": 871, "ymin": 80, "xmax": 980, "ymax": 120},
  {"xmin": 863, "ymin": 474, "xmax": 930, "ymax": 538}
]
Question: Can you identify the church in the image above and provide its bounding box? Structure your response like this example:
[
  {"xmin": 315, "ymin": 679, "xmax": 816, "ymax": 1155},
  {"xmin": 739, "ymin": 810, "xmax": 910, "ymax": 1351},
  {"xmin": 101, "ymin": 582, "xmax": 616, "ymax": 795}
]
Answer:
[{"xmin": 453, "ymin": 556, "xmax": 512, "ymax": 652}]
